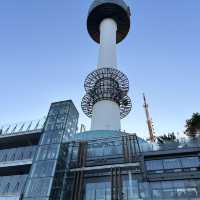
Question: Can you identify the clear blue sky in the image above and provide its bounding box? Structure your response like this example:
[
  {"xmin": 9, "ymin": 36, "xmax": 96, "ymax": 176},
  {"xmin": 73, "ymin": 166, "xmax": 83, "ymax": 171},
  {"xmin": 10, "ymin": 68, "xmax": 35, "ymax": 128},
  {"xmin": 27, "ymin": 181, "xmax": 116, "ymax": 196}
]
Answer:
[{"xmin": 0, "ymin": 0, "xmax": 199, "ymax": 138}]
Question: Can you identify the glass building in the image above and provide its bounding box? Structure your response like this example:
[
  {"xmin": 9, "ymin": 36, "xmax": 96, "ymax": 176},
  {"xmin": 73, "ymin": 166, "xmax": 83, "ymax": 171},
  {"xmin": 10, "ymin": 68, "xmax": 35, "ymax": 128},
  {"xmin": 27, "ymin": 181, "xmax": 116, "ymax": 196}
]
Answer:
[
  {"xmin": 63, "ymin": 130, "xmax": 200, "ymax": 200},
  {"xmin": 0, "ymin": 116, "xmax": 200, "ymax": 200},
  {"xmin": 0, "ymin": 100, "xmax": 79, "ymax": 200}
]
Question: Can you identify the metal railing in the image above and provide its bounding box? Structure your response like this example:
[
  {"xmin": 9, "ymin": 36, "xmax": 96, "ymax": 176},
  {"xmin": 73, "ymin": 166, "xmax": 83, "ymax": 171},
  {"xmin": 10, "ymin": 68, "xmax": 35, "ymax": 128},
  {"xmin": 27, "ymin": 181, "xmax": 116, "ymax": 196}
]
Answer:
[{"xmin": 0, "ymin": 117, "xmax": 46, "ymax": 137}]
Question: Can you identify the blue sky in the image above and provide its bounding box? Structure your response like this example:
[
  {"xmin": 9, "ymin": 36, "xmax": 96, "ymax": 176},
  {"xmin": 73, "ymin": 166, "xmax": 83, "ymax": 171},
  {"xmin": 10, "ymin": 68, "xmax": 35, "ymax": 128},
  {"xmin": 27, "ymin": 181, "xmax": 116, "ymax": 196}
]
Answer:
[{"xmin": 0, "ymin": 0, "xmax": 199, "ymax": 139}]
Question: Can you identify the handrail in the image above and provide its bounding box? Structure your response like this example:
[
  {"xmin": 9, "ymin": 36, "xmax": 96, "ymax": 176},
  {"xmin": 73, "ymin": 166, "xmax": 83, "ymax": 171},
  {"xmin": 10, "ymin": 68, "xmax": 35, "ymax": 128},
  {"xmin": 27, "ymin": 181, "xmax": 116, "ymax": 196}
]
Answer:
[{"xmin": 0, "ymin": 117, "xmax": 46, "ymax": 136}]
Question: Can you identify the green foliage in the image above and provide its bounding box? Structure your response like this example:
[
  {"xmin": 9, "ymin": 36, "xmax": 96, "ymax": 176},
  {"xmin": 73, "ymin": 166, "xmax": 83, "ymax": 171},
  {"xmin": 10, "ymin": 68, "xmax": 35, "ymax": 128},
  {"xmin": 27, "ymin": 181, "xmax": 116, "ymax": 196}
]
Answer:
[
  {"xmin": 185, "ymin": 113, "xmax": 200, "ymax": 137},
  {"xmin": 157, "ymin": 132, "xmax": 177, "ymax": 144}
]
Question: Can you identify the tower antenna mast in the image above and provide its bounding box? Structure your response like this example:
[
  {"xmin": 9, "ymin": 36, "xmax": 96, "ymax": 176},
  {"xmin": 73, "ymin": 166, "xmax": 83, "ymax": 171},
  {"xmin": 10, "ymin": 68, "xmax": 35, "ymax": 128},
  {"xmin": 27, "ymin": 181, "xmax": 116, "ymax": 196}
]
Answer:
[{"xmin": 143, "ymin": 93, "xmax": 156, "ymax": 142}]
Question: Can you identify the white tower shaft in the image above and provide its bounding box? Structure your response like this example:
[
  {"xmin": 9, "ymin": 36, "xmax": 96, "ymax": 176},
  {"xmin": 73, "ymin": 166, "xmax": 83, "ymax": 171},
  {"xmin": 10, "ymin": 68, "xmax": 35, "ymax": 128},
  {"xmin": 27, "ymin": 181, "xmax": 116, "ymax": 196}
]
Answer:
[
  {"xmin": 98, "ymin": 19, "xmax": 117, "ymax": 68},
  {"xmin": 91, "ymin": 18, "xmax": 121, "ymax": 131}
]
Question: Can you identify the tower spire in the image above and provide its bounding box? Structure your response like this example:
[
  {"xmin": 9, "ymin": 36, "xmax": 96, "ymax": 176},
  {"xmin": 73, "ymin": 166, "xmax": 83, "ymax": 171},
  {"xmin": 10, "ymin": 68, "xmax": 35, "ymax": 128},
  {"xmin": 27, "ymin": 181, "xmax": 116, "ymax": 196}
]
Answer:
[
  {"xmin": 143, "ymin": 93, "xmax": 156, "ymax": 142},
  {"xmin": 81, "ymin": 0, "xmax": 132, "ymax": 130}
]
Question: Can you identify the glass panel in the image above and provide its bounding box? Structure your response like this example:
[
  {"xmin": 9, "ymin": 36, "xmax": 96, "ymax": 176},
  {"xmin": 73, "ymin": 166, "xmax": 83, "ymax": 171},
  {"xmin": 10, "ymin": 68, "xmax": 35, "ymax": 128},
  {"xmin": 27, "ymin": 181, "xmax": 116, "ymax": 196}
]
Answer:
[
  {"xmin": 44, "ymin": 116, "xmax": 56, "ymax": 131},
  {"xmin": 104, "ymin": 141, "xmax": 122, "ymax": 156},
  {"xmin": 187, "ymin": 187, "xmax": 198, "ymax": 197},
  {"xmin": 177, "ymin": 188, "xmax": 187, "ymax": 198},
  {"xmin": 31, "ymin": 161, "xmax": 56, "ymax": 178},
  {"xmin": 0, "ymin": 146, "xmax": 36, "ymax": 163},
  {"xmin": 36, "ymin": 145, "xmax": 59, "ymax": 161},
  {"xmin": 139, "ymin": 182, "xmax": 150, "ymax": 199},
  {"xmin": 152, "ymin": 189, "xmax": 162, "ymax": 198},
  {"xmin": 25, "ymin": 178, "xmax": 52, "ymax": 198},
  {"xmin": 41, "ymin": 132, "xmax": 62, "ymax": 145},
  {"xmin": 146, "ymin": 160, "xmax": 163, "ymax": 171},
  {"xmin": 87, "ymin": 143, "xmax": 103, "ymax": 158},
  {"xmin": 123, "ymin": 174, "xmax": 139, "ymax": 199},
  {"xmin": 84, "ymin": 178, "xmax": 111, "ymax": 200},
  {"xmin": 0, "ymin": 175, "xmax": 27, "ymax": 195},
  {"xmin": 162, "ymin": 188, "xmax": 176, "ymax": 198},
  {"xmin": 71, "ymin": 146, "xmax": 79, "ymax": 161},
  {"xmin": 163, "ymin": 159, "xmax": 181, "ymax": 169},
  {"xmin": 180, "ymin": 157, "xmax": 199, "ymax": 168}
]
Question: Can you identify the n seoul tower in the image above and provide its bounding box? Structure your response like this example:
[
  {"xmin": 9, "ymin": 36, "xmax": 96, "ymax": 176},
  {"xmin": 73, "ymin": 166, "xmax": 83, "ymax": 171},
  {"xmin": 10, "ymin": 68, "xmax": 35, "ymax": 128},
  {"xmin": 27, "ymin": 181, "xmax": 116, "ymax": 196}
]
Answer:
[{"xmin": 82, "ymin": 0, "xmax": 132, "ymax": 131}]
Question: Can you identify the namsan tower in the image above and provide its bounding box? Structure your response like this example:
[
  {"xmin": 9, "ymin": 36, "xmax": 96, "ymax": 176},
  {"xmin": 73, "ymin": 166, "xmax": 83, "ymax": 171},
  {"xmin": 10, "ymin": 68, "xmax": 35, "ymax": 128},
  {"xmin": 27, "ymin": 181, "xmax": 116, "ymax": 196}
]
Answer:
[{"xmin": 82, "ymin": 0, "xmax": 132, "ymax": 131}]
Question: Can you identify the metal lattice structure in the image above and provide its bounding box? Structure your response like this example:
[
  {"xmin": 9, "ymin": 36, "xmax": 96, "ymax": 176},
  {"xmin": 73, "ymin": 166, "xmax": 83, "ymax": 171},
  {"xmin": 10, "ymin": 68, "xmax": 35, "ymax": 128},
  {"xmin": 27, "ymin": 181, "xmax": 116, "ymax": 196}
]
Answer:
[{"xmin": 82, "ymin": 68, "xmax": 132, "ymax": 118}]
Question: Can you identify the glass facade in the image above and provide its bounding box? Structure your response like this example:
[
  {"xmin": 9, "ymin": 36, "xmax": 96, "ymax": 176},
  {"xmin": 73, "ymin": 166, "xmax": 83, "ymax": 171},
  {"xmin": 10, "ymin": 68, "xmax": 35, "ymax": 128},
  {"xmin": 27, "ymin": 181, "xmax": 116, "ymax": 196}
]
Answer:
[
  {"xmin": 1, "ymin": 101, "xmax": 200, "ymax": 200},
  {"xmin": 85, "ymin": 178, "xmax": 111, "ymax": 200},
  {"xmin": 84, "ymin": 175, "xmax": 200, "ymax": 200},
  {"xmin": 125, "ymin": 177, "xmax": 200, "ymax": 199},
  {"xmin": 23, "ymin": 100, "xmax": 79, "ymax": 200},
  {"xmin": 146, "ymin": 156, "xmax": 200, "ymax": 173},
  {"xmin": 0, "ymin": 175, "xmax": 27, "ymax": 196},
  {"xmin": 64, "ymin": 130, "xmax": 200, "ymax": 200},
  {"xmin": 0, "ymin": 146, "xmax": 36, "ymax": 164}
]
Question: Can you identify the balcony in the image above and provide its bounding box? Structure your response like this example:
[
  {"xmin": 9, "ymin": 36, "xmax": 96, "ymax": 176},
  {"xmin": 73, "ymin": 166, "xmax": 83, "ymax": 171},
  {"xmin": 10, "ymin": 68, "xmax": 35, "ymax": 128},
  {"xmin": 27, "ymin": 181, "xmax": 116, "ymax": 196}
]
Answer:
[
  {"xmin": 0, "ymin": 146, "xmax": 36, "ymax": 163},
  {"xmin": 0, "ymin": 118, "xmax": 46, "ymax": 148},
  {"xmin": 0, "ymin": 117, "xmax": 46, "ymax": 137},
  {"xmin": 0, "ymin": 175, "xmax": 27, "ymax": 199},
  {"xmin": 0, "ymin": 146, "xmax": 36, "ymax": 175}
]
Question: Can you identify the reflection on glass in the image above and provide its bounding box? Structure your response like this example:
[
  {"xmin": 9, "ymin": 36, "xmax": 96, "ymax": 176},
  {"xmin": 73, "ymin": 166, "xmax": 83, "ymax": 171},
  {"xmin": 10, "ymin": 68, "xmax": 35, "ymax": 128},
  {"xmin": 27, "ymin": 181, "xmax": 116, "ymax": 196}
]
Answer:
[
  {"xmin": 85, "ymin": 178, "xmax": 111, "ymax": 200},
  {"xmin": 181, "ymin": 157, "xmax": 199, "ymax": 168},
  {"xmin": 146, "ymin": 156, "xmax": 200, "ymax": 172},
  {"xmin": 87, "ymin": 140, "xmax": 123, "ymax": 160},
  {"xmin": 163, "ymin": 159, "xmax": 180, "ymax": 169},
  {"xmin": 146, "ymin": 160, "xmax": 163, "ymax": 171},
  {"xmin": 0, "ymin": 146, "xmax": 36, "ymax": 163},
  {"xmin": 151, "ymin": 180, "xmax": 200, "ymax": 199},
  {"xmin": 36, "ymin": 145, "xmax": 59, "ymax": 161},
  {"xmin": 31, "ymin": 161, "xmax": 56, "ymax": 178},
  {"xmin": 25, "ymin": 178, "xmax": 52, "ymax": 198},
  {"xmin": 0, "ymin": 175, "xmax": 27, "ymax": 196}
]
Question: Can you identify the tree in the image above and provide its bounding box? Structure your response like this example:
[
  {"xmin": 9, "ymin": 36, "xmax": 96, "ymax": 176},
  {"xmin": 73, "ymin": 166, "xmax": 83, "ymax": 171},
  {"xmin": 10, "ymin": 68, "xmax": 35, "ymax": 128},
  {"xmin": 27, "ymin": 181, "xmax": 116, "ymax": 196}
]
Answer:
[
  {"xmin": 185, "ymin": 113, "xmax": 200, "ymax": 137},
  {"xmin": 157, "ymin": 132, "xmax": 177, "ymax": 144},
  {"xmin": 157, "ymin": 132, "xmax": 180, "ymax": 150}
]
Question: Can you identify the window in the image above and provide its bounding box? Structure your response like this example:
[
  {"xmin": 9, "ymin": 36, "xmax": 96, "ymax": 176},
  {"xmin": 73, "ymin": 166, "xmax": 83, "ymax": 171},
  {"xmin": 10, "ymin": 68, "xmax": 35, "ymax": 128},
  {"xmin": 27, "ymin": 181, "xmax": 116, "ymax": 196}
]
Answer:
[
  {"xmin": 87, "ymin": 143, "xmax": 104, "ymax": 158},
  {"xmin": 146, "ymin": 157, "xmax": 200, "ymax": 173},
  {"xmin": 41, "ymin": 132, "xmax": 62, "ymax": 145},
  {"xmin": 36, "ymin": 145, "xmax": 59, "ymax": 161},
  {"xmin": 139, "ymin": 182, "xmax": 150, "ymax": 199},
  {"xmin": 150, "ymin": 180, "xmax": 200, "ymax": 199},
  {"xmin": 13, "ymin": 182, "xmax": 20, "ymax": 193},
  {"xmin": 84, "ymin": 178, "xmax": 111, "ymax": 200},
  {"xmin": 123, "ymin": 179, "xmax": 139, "ymax": 199},
  {"xmin": 25, "ymin": 178, "xmax": 52, "ymax": 198},
  {"xmin": 31, "ymin": 161, "xmax": 56, "ymax": 178},
  {"xmin": 163, "ymin": 158, "xmax": 181, "ymax": 169},
  {"xmin": 180, "ymin": 157, "xmax": 199, "ymax": 168},
  {"xmin": 146, "ymin": 160, "xmax": 163, "ymax": 171}
]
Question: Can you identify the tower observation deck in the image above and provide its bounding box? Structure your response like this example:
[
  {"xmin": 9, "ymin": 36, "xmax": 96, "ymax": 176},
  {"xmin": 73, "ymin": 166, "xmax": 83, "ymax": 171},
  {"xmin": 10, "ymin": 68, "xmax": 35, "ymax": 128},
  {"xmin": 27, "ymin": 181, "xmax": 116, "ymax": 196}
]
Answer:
[{"xmin": 82, "ymin": 0, "xmax": 132, "ymax": 131}]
